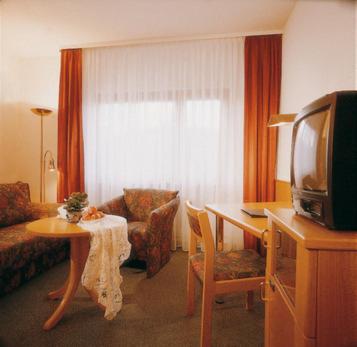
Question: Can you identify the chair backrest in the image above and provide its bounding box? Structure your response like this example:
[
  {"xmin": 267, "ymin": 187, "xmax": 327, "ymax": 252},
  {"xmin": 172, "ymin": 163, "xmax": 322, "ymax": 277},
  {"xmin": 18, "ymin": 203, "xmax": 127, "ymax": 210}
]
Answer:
[
  {"xmin": 0, "ymin": 181, "xmax": 33, "ymax": 227},
  {"xmin": 124, "ymin": 188, "xmax": 179, "ymax": 221},
  {"xmin": 185, "ymin": 201, "xmax": 215, "ymax": 256}
]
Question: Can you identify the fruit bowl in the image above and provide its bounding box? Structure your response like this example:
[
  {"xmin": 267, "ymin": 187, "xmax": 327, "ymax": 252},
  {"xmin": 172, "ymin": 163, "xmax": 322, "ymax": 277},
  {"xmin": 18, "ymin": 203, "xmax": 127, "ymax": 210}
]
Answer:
[{"xmin": 81, "ymin": 206, "xmax": 105, "ymax": 221}]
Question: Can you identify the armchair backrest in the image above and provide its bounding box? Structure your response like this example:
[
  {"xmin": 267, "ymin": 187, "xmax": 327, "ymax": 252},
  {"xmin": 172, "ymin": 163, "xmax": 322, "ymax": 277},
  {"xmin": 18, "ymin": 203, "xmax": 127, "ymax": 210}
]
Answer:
[{"xmin": 124, "ymin": 188, "xmax": 179, "ymax": 221}]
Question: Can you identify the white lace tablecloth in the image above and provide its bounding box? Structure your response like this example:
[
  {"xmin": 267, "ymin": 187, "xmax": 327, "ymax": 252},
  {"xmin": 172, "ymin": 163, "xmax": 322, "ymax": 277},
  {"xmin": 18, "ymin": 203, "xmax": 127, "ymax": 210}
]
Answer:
[{"xmin": 78, "ymin": 215, "xmax": 131, "ymax": 320}]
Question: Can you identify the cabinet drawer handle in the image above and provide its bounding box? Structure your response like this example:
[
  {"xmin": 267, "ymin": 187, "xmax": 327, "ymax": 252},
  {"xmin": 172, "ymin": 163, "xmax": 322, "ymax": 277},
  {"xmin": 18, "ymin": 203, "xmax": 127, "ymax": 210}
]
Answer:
[
  {"xmin": 260, "ymin": 282, "xmax": 268, "ymax": 301},
  {"xmin": 262, "ymin": 229, "xmax": 269, "ymax": 248},
  {"xmin": 269, "ymin": 279, "xmax": 275, "ymax": 292}
]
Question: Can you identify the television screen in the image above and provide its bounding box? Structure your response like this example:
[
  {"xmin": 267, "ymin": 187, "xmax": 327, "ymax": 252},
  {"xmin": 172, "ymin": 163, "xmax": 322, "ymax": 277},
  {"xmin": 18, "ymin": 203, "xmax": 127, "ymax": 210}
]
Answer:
[{"xmin": 293, "ymin": 108, "xmax": 330, "ymax": 192}]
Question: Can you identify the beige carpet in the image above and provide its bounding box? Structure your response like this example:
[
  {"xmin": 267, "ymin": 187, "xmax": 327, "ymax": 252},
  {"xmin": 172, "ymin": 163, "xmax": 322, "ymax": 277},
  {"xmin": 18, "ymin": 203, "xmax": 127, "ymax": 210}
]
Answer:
[{"xmin": 0, "ymin": 251, "xmax": 264, "ymax": 347}]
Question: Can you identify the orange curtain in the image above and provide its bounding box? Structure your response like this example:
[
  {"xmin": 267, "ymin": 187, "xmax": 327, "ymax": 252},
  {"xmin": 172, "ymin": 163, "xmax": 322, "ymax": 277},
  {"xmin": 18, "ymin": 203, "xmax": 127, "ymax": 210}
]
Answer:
[
  {"xmin": 57, "ymin": 49, "xmax": 84, "ymax": 202},
  {"xmin": 243, "ymin": 35, "xmax": 282, "ymax": 249}
]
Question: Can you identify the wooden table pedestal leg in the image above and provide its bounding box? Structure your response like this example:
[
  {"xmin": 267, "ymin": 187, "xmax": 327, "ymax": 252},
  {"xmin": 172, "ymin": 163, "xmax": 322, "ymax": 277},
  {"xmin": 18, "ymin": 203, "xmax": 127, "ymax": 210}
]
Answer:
[
  {"xmin": 43, "ymin": 238, "xmax": 84, "ymax": 331},
  {"xmin": 47, "ymin": 278, "xmax": 69, "ymax": 300}
]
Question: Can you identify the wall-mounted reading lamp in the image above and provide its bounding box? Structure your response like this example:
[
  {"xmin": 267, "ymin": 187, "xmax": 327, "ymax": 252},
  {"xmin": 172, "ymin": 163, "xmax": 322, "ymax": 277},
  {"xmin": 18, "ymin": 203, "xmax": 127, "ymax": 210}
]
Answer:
[{"xmin": 267, "ymin": 113, "xmax": 297, "ymax": 127}]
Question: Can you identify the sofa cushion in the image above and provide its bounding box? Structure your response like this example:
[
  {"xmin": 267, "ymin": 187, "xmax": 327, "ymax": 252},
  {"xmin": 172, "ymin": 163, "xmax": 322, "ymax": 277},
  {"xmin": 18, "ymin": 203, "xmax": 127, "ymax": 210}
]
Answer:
[
  {"xmin": 0, "ymin": 221, "xmax": 69, "ymax": 296},
  {"xmin": 10, "ymin": 182, "xmax": 31, "ymax": 200},
  {"xmin": 0, "ymin": 182, "xmax": 33, "ymax": 227},
  {"xmin": 124, "ymin": 189, "xmax": 179, "ymax": 222},
  {"xmin": 0, "ymin": 222, "xmax": 68, "ymax": 270}
]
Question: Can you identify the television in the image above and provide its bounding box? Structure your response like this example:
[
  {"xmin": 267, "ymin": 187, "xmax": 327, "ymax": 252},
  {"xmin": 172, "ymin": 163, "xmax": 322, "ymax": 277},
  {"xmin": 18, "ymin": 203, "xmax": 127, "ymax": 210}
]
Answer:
[{"xmin": 291, "ymin": 91, "xmax": 357, "ymax": 230}]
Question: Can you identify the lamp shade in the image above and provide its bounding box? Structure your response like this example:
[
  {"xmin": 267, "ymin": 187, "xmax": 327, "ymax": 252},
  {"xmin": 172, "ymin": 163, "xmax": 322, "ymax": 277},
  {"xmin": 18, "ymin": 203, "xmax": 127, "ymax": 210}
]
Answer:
[
  {"xmin": 48, "ymin": 157, "xmax": 56, "ymax": 172},
  {"xmin": 267, "ymin": 113, "xmax": 297, "ymax": 127},
  {"xmin": 30, "ymin": 108, "xmax": 52, "ymax": 117}
]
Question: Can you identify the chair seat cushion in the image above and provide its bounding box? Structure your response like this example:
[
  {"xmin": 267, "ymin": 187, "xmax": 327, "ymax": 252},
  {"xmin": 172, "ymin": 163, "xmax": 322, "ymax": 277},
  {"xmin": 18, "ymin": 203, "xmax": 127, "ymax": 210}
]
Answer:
[
  {"xmin": 127, "ymin": 222, "xmax": 148, "ymax": 260},
  {"xmin": 190, "ymin": 249, "xmax": 266, "ymax": 282}
]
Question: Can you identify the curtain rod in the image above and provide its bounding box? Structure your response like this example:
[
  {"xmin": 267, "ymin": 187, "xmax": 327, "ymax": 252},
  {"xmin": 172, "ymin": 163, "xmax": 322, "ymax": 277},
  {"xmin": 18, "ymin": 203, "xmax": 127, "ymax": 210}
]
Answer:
[{"xmin": 60, "ymin": 30, "xmax": 283, "ymax": 50}]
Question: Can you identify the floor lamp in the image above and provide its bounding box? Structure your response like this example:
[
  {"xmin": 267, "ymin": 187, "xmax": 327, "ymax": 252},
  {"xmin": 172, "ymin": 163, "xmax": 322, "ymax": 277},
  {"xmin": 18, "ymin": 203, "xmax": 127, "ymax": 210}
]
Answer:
[{"xmin": 31, "ymin": 107, "xmax": 56, "ymax": 203}]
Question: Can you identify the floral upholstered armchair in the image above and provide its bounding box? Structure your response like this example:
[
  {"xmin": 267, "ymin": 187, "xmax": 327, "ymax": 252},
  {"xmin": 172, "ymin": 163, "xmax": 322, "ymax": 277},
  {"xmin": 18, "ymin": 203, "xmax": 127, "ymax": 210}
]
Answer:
[{"xmin": 98, "ymin": 189, "xmax": 180, "ymax": 278}]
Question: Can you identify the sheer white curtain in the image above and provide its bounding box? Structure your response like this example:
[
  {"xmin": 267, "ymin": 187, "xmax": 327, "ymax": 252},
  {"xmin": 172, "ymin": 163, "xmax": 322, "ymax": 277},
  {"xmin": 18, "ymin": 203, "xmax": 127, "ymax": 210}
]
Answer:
[{"xmin": 82, "ymin": 38, "xmax": 245, "ymax": 251}]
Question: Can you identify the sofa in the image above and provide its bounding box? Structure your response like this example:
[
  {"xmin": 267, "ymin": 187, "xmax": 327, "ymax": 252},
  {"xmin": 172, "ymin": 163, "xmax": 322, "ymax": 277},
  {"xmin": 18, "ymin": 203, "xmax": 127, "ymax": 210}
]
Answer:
[
  {"xmin": 0, "ymin": 182, "xmax": 69, "ymax": 296},
  {"xmin": 98, "ymin": 188, "xmax": 180, "ymax": 278}
]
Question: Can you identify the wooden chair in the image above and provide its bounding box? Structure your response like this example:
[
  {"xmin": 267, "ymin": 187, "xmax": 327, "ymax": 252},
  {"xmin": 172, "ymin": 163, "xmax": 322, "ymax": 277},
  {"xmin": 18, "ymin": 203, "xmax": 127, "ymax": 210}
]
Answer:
[{"xmin": 185, "ymin": 201, "xmax": 266, "ymax": 347}]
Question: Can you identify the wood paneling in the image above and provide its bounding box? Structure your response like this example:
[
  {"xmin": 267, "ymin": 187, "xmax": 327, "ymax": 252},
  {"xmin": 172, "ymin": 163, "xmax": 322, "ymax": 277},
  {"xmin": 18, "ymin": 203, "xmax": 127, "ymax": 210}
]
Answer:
[
  {"xmin": 275, "ymin": 179, "xmax": 291, "ymax": 202},
  {"xmin": 267, "ymin": 282, "xmax": 295, "ymax": 347}
]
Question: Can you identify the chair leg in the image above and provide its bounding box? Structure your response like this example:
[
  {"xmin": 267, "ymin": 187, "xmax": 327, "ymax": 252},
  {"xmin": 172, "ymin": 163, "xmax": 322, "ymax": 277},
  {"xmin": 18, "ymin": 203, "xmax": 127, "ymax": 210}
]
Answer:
[
  {"xmin": 245, "ymin": 290, "xmax": 254, "ymax": 310},
  {"xmin": 201, "ymin": 285, "xmax": 214, "ymax": 347},
  {"xmin": 187, "ymin": 265, "xmax": 196, "ymax": 316}
]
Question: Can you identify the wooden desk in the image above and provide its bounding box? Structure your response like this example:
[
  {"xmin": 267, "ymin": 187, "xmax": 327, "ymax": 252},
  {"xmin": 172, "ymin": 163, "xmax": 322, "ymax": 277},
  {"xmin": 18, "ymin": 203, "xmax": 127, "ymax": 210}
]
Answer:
[
  {"xmin": 205, "ymin": 202, "xmax": 291, "ymax": 250},
  {"xmin": 27, "ymin": 217, "xmax": 100, "ymax": 330}
]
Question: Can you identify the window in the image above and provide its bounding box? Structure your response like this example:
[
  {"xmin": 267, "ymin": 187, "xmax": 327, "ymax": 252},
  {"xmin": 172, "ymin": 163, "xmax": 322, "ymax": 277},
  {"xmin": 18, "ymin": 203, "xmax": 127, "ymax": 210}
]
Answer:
[{"xmin": 83, "ymin": 37, "xmax": 244, "ymax": 250}]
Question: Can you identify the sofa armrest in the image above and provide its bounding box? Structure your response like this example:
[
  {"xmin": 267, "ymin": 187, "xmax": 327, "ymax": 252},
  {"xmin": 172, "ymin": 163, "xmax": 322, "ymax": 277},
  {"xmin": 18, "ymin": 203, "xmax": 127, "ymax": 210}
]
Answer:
[
  {"xmin": 97, "ymin": 195, "xmax": 128, "ymax": 218},
  {"xmin": 149, "ymin": 196, "xmax": 180, "ymax": 230},
  {"xmin": 30, "ymin": 202, "xmax": 63, "ymax": 219},
  {"xmin": 148, "ymin": 196, "xmax": 180, "ymax": 240},
  {"xmin": 145, "ymin": 196, "xmax": 180, "ymax": 277}
]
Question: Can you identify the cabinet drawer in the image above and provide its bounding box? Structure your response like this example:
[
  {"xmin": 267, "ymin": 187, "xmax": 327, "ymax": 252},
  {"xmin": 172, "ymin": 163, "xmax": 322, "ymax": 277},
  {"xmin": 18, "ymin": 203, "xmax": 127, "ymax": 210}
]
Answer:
[
  {"xmin": 268, "ymin": 222, "xmax": 318, "ymax": 339},
  {"xmin": 266, "ymin": 275, "xmax": 318, "ymax": 347},
  {"xmin": 295, "ymin": 326, "xmax": 316, "ymax": 347},
  {"xmin": 266, "ymin": 280, "xmax": 295, "ymax": 347}
]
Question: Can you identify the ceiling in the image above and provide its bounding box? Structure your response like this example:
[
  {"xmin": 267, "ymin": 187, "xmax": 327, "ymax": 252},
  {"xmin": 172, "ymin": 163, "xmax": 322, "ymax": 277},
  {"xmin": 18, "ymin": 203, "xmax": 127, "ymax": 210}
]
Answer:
[{"xmin": 1, "ymin": 0, "xmax": 296, "ymax": 57}]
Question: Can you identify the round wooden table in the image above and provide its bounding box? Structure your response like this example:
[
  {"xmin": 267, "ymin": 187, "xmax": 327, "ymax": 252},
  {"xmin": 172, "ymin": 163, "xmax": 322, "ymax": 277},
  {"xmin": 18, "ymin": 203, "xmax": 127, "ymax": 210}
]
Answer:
[{"xmin": 27, "ymin": 217, "xmax": 102, "ymax": 330}]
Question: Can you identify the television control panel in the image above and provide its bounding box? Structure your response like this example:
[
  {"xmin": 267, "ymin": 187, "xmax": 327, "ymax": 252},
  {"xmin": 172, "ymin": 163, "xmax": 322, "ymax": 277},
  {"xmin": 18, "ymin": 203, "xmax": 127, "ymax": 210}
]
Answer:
[{"xmin": 293, "ymin": 196, "xmax": 323, "ymax": 220}]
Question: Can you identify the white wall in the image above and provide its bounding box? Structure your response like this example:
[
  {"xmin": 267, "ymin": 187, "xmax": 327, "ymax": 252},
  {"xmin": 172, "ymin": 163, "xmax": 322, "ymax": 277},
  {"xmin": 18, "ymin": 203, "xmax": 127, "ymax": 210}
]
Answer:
[
  {"xmin": 0, "ymin": 0, "xmax": 294, "ymax": 202},
  {"xmin": 277, "ymin": 0, "xmax": 356, "ymax": 181},
  {"xmin": 0, "ymin": 0, "xmax": 62, "ymax": 201},
  {"xmin": 1, "ymin": 57, "xmax": 60, "ymax": 201},
  {"xmin": 1, "ymin": 0, "xmax": 355, "ymax": 199}
]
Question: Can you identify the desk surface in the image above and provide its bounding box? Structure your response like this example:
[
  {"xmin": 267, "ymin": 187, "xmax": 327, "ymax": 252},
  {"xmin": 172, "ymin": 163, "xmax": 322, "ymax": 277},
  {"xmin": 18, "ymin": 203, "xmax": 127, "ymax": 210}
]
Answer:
[
  {"xmin": 27, "ymin": 217, "xmax": 90, "ymax": 238},
  {"xmin": 265, "ymin": 206, "xmax": 357, "ymax": 250},
  {"xmin": 205, "ymin": 201, "xmax": 291, "ymax": 238}
]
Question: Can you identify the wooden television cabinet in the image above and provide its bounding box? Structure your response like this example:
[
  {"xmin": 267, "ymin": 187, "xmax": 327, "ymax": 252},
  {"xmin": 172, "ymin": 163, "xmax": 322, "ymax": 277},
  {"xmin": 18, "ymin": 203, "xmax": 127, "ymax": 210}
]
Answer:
[{"xmin": 263, "ymin": 207, "xmax": 357, "ymax": 347}]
